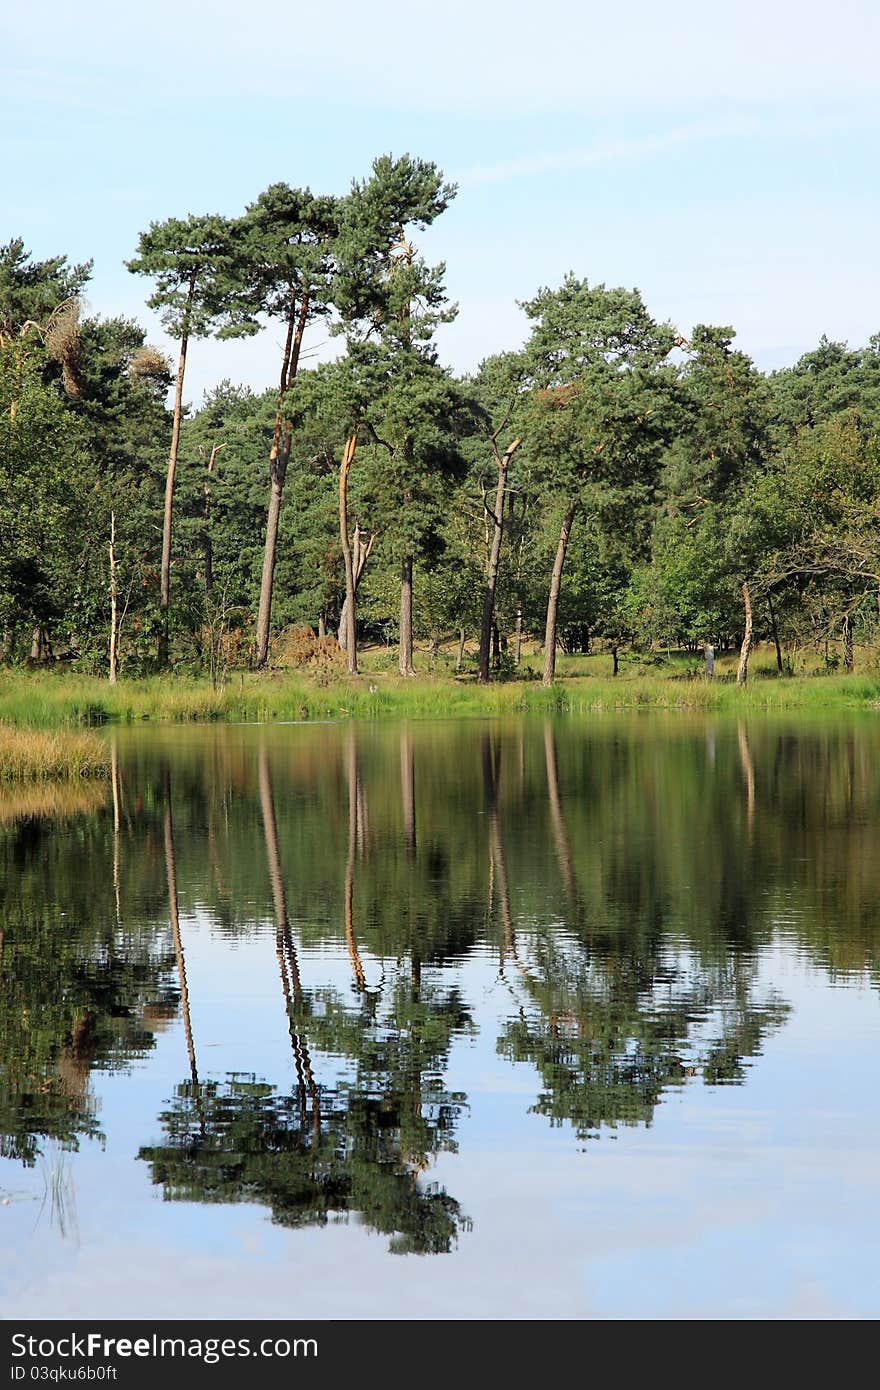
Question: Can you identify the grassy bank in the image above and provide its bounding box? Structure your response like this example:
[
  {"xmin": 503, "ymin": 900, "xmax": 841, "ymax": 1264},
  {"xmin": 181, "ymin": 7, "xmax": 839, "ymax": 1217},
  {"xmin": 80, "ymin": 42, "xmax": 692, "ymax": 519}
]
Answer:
[
  {"xmin": 2, "ymin": 664, "xmax": 880, "ymax": 730},
  {"xmin": 0, "ymin": 726, "xmax": 111, "ymax": 778}
]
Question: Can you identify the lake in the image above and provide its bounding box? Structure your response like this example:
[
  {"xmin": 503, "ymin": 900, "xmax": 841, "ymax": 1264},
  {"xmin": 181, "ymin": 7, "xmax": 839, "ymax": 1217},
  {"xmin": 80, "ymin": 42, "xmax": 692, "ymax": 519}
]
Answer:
[{"xmin": 1, "ymin": 716, "xmax": 879, "ymax": 1319}]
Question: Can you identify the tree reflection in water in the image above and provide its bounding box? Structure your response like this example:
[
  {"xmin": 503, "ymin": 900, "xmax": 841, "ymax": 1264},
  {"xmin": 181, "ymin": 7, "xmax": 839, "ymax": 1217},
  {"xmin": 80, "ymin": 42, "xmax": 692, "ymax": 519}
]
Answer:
[
  {"xmin": 489, "ymin": 726, "xmax": 790, "ymax": 1139},
  {"xmin": 6, "ymin": 718, "xmax": 880, "ymax": 1256},
  {"xmin": 0, "ymin": 774, "xmax": 176, "ymax": 1168},
  {"xmin": 138, "ymin": 735, "xmax": 471, "ymax": 1254}
]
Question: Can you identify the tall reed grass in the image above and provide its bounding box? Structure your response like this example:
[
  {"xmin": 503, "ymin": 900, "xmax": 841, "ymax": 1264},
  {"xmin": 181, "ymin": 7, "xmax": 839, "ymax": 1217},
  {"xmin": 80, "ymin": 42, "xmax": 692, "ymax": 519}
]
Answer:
[
  {"xmin": 0, "ymin": 725, "xmax": 110, "ymax": 779},
  {"xmin": 1, "ymin": 667, "xmax": 879, "ymax": 731}
]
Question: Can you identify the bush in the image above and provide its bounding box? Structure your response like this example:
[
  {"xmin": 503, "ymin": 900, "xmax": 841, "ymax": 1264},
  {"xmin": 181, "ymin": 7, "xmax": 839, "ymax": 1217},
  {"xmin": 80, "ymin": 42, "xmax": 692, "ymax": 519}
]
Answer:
[{"xmin": 271, "ymin": 625, "xmax": 346, "ymax": 671}]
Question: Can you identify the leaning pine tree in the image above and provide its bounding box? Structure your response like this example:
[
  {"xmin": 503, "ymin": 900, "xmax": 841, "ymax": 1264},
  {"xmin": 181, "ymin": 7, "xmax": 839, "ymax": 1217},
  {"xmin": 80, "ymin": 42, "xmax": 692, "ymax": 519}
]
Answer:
[
  {"xmin": 219, "ymin": 187, "xmax": 340, "ymax": 669},
  {"xmin": 127, "ymin": 215, "xmax": 241, "ymax": 667}
]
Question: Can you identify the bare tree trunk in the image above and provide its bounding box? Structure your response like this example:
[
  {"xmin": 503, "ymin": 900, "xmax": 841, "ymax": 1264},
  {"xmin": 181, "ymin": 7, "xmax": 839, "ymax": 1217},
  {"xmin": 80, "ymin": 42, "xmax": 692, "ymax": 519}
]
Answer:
[
  {"xmin": 202, "ymin": 442, "xmax": 224, "ymax": 599},
  {"xmin": 338, "ymin": 598, "xmax": 350, "ymax": 650},
  {"xmin": 30, "ymin": 627, "xmax": 41, "ymax": 661},
  {"xmin": 456, "ymin": 627, "xmax": 466, "ymax": 672},
  {"xmin": 338, "ymin": 432, "xmax": 359, "ymax": 674},
  {"xmin": 514, "ymin": 608, "xmax": 523, "ymax": 667},
  {"xmin": 255, "ymin": 292, "xmax": 309, "ymax": 669},
  {"xmin": 158, "ymin": 271, "xmax": 196, "ymax": 669},
  {"xmin": 399, "ymin": 554, "xmax": 415, "ymax": 676},
  {"xmin": 108, "ymin": 511, "xmax": 118, "ymax": 684},
  {"xmin": 318, "ymin": 613, "xmax": 326, "ymax": 640},
  {"xmin": 612, "ymin": 647, "xmax": 619, "ymax": 677},
  {"xmin": 843, "ymin": 613, "xmax": 854, "ymax": 672},
  {"xmin": 478, "ymin": 438, "xmax": 521, "ymax": 683},
  {"xmin": 542, "ymin": 500, "xmax": 578, "ymax": 686},
  {"xmin": 768, "ymin": 591, "xmax": 783, "ymax": 674},
  {"xmin": 338, "ymin": 520, "xmax": 374, "ymax": 654},
  {"xmin": 736, "ymin": 582, "xmax": 753, "ymax": 685},
  {"xmin": 254, "ymin": 429, "xmax": 290, "ymax": 669}
]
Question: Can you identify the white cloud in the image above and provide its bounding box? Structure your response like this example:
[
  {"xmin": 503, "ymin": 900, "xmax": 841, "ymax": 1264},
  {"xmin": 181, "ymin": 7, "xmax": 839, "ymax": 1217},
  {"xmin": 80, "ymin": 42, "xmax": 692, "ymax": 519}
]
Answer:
[{"xmin": 458, "ymin": 110, "xmax": 871, "ymax": 184}]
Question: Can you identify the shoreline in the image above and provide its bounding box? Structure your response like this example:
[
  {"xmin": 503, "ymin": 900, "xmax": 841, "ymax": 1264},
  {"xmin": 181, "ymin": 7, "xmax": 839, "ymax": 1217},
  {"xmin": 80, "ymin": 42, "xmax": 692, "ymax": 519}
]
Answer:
[{"xmin": 2, "ymin": 666, "xmax": 880, "ymax": 729}]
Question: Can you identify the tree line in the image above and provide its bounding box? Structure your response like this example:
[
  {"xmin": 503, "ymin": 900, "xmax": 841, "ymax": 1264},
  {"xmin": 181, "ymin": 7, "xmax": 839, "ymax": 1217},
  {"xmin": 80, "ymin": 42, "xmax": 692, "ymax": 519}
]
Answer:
[{"xmin": 3, "ymin": 152, "xmax": 880, "ymax": 684}]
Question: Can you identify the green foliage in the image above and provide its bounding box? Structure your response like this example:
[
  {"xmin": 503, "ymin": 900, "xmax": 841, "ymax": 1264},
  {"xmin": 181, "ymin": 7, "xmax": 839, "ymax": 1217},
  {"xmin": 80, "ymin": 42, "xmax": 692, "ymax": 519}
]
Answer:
[
  {"xmin": 770, "ymin": 334, "xmax": 880, "ymax": 434},
  {"xmin": 0, "ymin": 238, "xmax": 92, "ymax": 340},
  {"xmin": 126, "ymin": 214, "xmax": 242, "ymax": 340},
  {"xmin": 5, "ymin": 168, "xmax": 880, "ymax": 680},
  {"xmin": 0, "ymin": 343, "xmax": 92, "ymax": 641}
]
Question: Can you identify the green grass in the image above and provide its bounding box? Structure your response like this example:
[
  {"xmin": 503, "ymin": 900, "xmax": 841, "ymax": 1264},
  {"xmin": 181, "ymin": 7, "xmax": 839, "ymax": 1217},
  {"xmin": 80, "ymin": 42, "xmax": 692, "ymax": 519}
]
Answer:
[
  {"xmin": 2, "ymin": 658, "xmax": 880, "ymax": 730},
  {"xmin": 0, "ymin": 726, "xmax": 111, "ymax": 778}
]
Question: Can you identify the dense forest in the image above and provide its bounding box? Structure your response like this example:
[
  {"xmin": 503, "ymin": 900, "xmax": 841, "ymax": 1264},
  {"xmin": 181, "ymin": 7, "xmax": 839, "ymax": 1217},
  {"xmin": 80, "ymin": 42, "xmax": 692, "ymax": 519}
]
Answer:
[{"xmin": 3, "ymin": 152, "xmax": 880, "ymax": 687}]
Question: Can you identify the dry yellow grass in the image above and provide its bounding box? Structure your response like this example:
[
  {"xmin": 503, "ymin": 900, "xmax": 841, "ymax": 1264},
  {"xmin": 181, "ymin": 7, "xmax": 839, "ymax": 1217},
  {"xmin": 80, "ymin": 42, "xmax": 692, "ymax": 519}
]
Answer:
[{"xmin": 0, "ymin": 726, "xmax": 110, "ymax": 780}]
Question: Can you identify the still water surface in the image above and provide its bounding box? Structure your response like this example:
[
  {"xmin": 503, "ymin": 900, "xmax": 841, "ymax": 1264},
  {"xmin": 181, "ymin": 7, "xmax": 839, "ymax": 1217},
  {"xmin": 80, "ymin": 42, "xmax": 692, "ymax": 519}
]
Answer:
[{"xmin": 1, "ymin": 717, "xmax": 879, "ymax": 1319}]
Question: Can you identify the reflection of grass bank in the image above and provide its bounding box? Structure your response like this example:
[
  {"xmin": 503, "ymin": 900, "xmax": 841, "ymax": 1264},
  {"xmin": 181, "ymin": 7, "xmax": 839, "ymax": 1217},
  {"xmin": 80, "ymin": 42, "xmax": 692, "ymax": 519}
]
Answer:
[
  {"xmin": 0, "ymin": 727, "xmax": 110, "ymax": 778},
  {"xmin": 3, "ymin": 666, "xmax": 880, "ymax": 729},
  {"xmin": 0, "ymin": 780, "xmax": 107, "ymax": 820}
]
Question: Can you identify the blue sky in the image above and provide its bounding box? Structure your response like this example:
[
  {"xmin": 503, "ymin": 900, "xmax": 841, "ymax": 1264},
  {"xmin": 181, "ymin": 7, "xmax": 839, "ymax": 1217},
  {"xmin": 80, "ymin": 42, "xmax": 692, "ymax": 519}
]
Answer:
[{"xmin": 4, "ymin": 0, "xmax": 880, "ymax": 400}]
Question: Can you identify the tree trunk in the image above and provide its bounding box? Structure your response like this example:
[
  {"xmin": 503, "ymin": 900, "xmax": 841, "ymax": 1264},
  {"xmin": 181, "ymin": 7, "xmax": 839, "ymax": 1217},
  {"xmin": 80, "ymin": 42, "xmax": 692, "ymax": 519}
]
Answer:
[
  {"xmin": 612, "ymin": 647, "xmax": 619, "ymax": 677},
  {"xmin": 843, "ymin": 613, "xmax": 854, "ymax": 673},
  {"xmin": 158, "ymin": 270, "xmax": 196, "ymax": 669},
  {"xmin": 254, "ymin": 292, "xmax": 310, "ymax": 668},
  {"xmin": 338, "ymin": 433, "xmax": 359, "ymax": 674},
  {"xmin": 338, "ymin": 521, "xmax": 374, "ymax": 654},
  {"xmin": 736, "ymin": 582, "xmax": 753, "ymax": 685},
  {"xmin": 514, "ymin": 608, "xmax": 523, "ymax": 667},
  {"xmin": 768, "ymin": 592, "xmax": 783, "ymax": 674},
  {"xmin": 399, "ymin": 554, "xmax": 415, "ymax": 676},
  {"xmin": 456, "ymin": 627, "xmax": 466, "ymax": 672},
  {"xmin": 109, "ymin": 510, "xmax": 118, "ymax": 684},
  {"xmin": 202, "ymin": 442, "xmax": 223, "ymax": 598},
  {"xmin": 30, "ymin": 627, "xmax": 41, "ymax": 661},
  {"xmin": 338, "ymin": 597, "xmax": 350, "ymax": 650},
  {"xmin": 318, "ymin": 613, "xmax": 326, "ymax": 640},
  {"xmin": 478, "ymin": 438, "xmax": 521, "ymax": 683},
  {"xmin": 542, "ymin": 500, "xmax": 578, "ymax": 686},
  {"xmin": 254, "ymin": 428, "xmax": 289, "ymax": 669}
]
